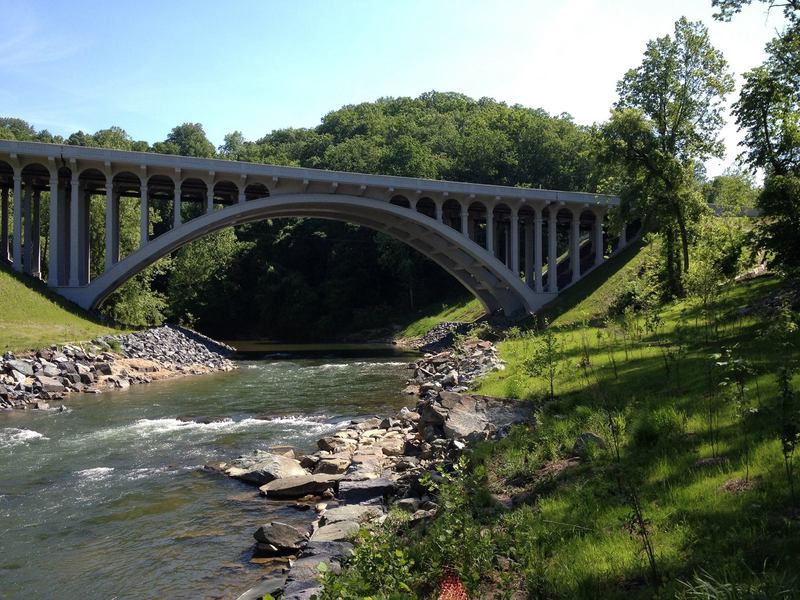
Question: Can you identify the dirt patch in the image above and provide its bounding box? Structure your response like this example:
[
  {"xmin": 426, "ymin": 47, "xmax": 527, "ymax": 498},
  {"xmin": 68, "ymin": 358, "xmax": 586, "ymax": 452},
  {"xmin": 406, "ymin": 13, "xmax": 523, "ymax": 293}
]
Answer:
[{"xmin": 722, "ymin": 477, "xmax": 756, "ymax": 493}]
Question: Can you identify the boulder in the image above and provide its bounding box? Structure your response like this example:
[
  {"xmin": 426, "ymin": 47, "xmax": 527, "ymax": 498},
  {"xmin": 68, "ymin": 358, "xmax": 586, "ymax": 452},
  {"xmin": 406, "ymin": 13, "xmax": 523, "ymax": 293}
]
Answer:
[
  {"xmin": 253, "ymin": 521, "xmax": 309, "ymax": 553},
  {"xmin": 281, "ymin": 579, "xmax": 323, "ymax": 600},
  {"xmin": 572, "ymin": 432, "xmax": 606, "ymax": 457},
  {"xmin": 320, "ymin": 504, "xmax": 383, "ymax": 525},
  {"xmin": 234, "ymin": 576, "xmax": 287, "ymax": 600},
  {"xmin": 227, "ymin": 452, "xmax": 307, "ymax": 486},
  {"xmin": 338, "ymin": 478, "xmax": 396, "ymax": 503},
  {"xmin": 314, "ymin": 457, "xmax": 350, "ymax": 475},
  {"xmin": 6, "ymin": 360, "xmax": 33, "ymax": 377},
  {"xmin": 260, "ymin": 474, "xmax": 342, "ymax": 499},
  {"xmin": 34, "ymin": 376, "xmax": 65, "ymax": 393},
  {"xmin": 288, "ymin": 553, "xmax": 342, "ymax": 581},
  {"xmin": 309, "ymin": 520, "xmax": 359, "ymax": 542}
]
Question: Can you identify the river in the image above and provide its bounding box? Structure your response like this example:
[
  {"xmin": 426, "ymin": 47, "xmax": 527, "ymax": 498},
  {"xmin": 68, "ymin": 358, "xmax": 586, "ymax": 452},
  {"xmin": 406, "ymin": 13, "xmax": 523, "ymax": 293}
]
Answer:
[{"xmin": 0, "ymin": 348, "xmax": 415, "ymax": 599}]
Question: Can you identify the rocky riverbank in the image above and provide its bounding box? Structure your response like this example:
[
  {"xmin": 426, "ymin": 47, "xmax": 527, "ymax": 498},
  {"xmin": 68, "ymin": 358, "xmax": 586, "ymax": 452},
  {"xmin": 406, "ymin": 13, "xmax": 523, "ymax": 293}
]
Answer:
[
  {"xmin": 0, "ymin": 325, "xmax": 235, "ymax": 410},
  {"xmin": 223, "ymin": 338, "xmax": 528, "ymax": 600}
]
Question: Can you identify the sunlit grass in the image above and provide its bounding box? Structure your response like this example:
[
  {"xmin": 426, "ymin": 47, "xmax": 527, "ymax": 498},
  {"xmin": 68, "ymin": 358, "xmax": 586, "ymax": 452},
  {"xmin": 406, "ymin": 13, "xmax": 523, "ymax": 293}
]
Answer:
[
  {"xmin": 0, "ymin": 264, "xmax": 119, "ymax": 352},
  {"xmin": 399, "ymin": 296, "xmax": 484, "ymax": 338}
]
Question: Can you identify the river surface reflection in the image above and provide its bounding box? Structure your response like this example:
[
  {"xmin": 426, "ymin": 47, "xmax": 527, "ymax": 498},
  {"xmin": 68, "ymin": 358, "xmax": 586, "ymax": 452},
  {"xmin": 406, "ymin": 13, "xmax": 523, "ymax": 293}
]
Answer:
[{"xmin": 0, "ymin": 344, "xmax": 415, "ymax": 599}]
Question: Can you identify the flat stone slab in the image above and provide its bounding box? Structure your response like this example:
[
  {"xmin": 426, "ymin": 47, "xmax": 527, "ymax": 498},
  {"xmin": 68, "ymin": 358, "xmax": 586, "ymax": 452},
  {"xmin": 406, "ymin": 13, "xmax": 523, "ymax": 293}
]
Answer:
[
  {"xmin": 235, "ymin": 575, "xmax": 287, "ymax": 600},
  {"xmin": 282, "ymin": 579, "xmax": 323, "ymax": 600},
  {"xmin": 253, "ymin": 521, "xmax": 309, "ymax": 552},
  {"xmin": 309, "ymin": 520, "xmax": 360, "ymax": 542},
  {"xmin": 321, "ymin": 504, "xmax": 383, "ymax": 526},
  {"xmin": 288, "ymin": 554, "xmax": 341, "ymax": 581},
  {"xmin": 260, "ymin": 474, "xmax": 342, "ymax": 499},
  {"xmin": 338, "ymin": 477, "xmax": 396, "ymax": 503},
  {"xmin": 227, "ymin": 451, "xmax": 307, "ymax": 486},
  {"xmin": 302, "ymin": 540, "xmax": 354, "ymax": 559}
]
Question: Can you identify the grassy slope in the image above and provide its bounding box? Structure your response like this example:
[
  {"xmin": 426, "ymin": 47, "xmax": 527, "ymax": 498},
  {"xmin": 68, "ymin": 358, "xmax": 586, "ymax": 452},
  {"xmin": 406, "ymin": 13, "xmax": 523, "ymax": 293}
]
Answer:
[
  {"xmin": 470, "ymin": 274, "xmax": 800, "ymax": 597},
  {"xmin": 399, "ymin": 296, "xmax": 485, "ymax": 338},
  {"xmin": 327, "ymin": 246, "xmax": 800, "ymax": 598},
  {"xmin": 0, "ymin": 264, "xmax": 118, "ymax": 352}
]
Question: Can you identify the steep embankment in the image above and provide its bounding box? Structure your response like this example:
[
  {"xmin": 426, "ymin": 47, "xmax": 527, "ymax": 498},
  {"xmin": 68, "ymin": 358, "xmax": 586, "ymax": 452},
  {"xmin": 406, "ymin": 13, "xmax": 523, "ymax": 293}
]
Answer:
[
  {"xmin": 0, "ymin": 265, "xmax": 118, "ymax": 352},
  {"xmin": 323, "ymin": 242, "xmax": 800, "ymax": 598}
]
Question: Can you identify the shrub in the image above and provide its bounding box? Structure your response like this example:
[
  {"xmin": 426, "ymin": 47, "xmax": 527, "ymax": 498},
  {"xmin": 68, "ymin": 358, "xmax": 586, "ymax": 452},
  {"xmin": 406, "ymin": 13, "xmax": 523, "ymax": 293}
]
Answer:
[{"xmin": 632, "ymin": 406, "xmax": 686, "ymax": 447}]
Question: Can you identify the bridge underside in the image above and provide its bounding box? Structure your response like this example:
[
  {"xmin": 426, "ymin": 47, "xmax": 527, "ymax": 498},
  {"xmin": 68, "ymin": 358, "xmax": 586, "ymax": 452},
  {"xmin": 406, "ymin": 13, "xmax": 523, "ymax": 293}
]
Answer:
[{"xmin": 54, "ymin": 194, "xmax": 549, "ymax": 316}]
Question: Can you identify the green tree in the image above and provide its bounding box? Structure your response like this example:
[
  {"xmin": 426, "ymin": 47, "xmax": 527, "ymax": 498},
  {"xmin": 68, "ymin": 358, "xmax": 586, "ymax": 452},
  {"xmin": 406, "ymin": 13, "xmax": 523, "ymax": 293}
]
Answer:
[
  {"xmin": 154, "ymin": 123, "xmax": 216, "ymax": 158},
  {"xmin": 603, "ymin": 17, "xmax": 735, "ymax": 294}
]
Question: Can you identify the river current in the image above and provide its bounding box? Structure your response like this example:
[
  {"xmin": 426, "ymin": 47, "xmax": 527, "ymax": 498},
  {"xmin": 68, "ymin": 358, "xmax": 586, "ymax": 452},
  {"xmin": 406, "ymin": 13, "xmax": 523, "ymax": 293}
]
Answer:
[{"xmin": 0, "ymin": 350, "xmax": 414, "ymax": 599}]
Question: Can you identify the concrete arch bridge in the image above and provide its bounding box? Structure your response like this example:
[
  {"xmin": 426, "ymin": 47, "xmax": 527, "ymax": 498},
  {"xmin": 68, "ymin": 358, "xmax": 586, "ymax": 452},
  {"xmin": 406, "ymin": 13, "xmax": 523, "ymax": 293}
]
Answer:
[{"xmin": 0, "ymin": 140, "xmax": 636, "ymax": 317}]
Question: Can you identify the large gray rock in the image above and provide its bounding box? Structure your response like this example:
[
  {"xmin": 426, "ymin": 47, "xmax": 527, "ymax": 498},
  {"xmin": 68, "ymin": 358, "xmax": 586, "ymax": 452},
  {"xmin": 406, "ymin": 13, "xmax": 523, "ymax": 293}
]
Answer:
[
  {"xmin": 260, "ymin": 474, "xmax": 342, "ymax": 499},
  {"xmin": 282, "ymin": 579, "xmax": 323, "ymax": 600},
  {"xmin": 227, "ymin": 451, "xmax": 307, "ymax": 486},
  {"xmin": 321, "ymin": 504, "xmax": 383, "ymax": 525},
  {"xmin": 34, "ymin": 376, "xmax": 65, "ymax": 393},
  {"xmin": 338, "ymin": 477, "xmax": 396, "ymax": 503},
  {"xmin": 309, "ymin": 520, "xmax": 360, "ymax": 542},
  {"xmin": 253, "ymin": 521, "xmax": 309, "ymax": 553},
  {"xmin": 234, "ymin": 575, "xmax": 287, "ymax": 600},
  {"xmin": 6, "ymin": 360, "xmax": 34, "ymax": 377},
  {"xmin": 288, "ymin": 553, "xmax": 341, "ymax": 581}
]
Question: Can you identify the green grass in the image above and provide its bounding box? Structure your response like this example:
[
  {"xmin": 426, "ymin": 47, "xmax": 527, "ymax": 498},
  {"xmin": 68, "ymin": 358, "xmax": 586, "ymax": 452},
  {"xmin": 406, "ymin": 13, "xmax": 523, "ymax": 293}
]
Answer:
[
  {"xmin": 0, "ymin": 264, "xmax": 119, "ymax": 352},
  {"xmin": 324, "ymin": 263, "xmax": 800, "ymax": 598},
  {"xmin": 399, "ymin": 296, "xmax": 485, "ymax": 338}
]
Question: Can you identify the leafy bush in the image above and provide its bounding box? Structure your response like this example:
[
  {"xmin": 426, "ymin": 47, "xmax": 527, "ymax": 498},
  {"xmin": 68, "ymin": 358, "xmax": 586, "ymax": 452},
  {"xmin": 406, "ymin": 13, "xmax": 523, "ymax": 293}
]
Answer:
[{"xmin": 632, "ymin": 406, "xmax": 686, "ymax": 447}]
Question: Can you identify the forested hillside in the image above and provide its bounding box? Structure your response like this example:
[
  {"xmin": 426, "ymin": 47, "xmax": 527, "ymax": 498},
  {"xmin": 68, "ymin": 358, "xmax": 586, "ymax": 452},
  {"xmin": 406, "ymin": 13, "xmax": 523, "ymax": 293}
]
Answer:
[{"xmin": 1, "ymin": 93, "xmax": 607, "ymax": 339}]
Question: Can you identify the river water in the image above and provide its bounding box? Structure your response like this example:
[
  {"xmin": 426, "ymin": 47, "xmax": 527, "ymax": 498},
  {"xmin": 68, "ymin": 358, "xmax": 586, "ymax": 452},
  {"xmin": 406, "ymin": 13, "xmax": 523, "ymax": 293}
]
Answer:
[{"xmin": 0, "ymin": 349, "xmax": 415, "ymax": 599}]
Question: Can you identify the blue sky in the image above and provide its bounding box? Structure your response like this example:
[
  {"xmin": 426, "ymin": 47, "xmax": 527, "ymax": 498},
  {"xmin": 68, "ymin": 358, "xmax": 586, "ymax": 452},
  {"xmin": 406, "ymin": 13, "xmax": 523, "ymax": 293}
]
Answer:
[{"xmin": 0, "ymin": 0, "xmax": 784, "ymax": 175}]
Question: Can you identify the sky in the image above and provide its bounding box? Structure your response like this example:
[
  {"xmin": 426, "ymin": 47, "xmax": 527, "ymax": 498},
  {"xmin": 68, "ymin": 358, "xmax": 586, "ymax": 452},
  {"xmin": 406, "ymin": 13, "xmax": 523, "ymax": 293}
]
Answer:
[{"xmin": 0, "ymin": 0, "xmax": 786, "ymax": 177}]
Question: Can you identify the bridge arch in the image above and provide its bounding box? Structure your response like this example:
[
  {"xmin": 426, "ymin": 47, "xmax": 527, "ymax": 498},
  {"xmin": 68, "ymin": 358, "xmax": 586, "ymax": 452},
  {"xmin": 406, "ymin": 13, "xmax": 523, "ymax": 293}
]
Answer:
[{"xmin": 56, "ymin": 193, "xmax": 544, "ymax": 317}]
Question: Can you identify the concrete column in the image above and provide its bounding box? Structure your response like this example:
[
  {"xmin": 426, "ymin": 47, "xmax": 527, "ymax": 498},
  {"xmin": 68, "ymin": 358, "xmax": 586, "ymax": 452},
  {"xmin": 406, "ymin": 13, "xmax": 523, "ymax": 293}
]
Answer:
[
  {"xmin": 617, "ymin": 223, "xmax": 627, "ymax": 252},
  {"xmin": 31, "ymin": 190, "xmax": 41, "ymax": 278},
  {"xmin": 22, "ymin": 181, "xmax": 32, "ymax": 274},
  {"xmin": 78, "ymin": 185, "xmax": 90, "ymax": 285},
  {"xmin": 460, "ymin": 205, "xmax": 469, "ymax": 237},
  {"xmin": 58, "ymin": 181, "xmax": 70, "ymax": 285},
  {"xmin": 547, "ymin": 208, "xmax": 558, "ymax": 293},
  {"xmin": 140, "ymin": 181, "xmax": 149, "ymax": 248},
  {"xmin": 238, "ymin": 188, "xmax": 246, "ymax": 204},
  {"xmin": 570, "ymin": 210, "xmax": 580, "ymax": 284},
  {"xmin": 69, "ymin": 177, "xmax": 80, "ymax": 286},
  {"xmin": 435, "ymin": 201, "xmax": 443, "ymax": 223},
  {"xmin": 524, "ymin": 219, "xmax": 533, "ymax": 287},
  {"xmin": 12, "ymin": 174, "xmax": 22, "ymax": 272},
  {"xmin": 174, "ymin": 183, "xmax": 183, "ymax": 228},
  {"xmin": 1, "ymin": 186, "xmax": 8, "ymax": 262},
  {"xmin": 206, "ymin": 184, "xmax": 214, "ymax": 214},
  {"xmin": 48, "ymin": 175, "xmax": 60, "ymax": 286},
  {"xmin": 594, "ymin": 213, "xmax": 604, "ymax": 266},
  {"xmin": 105, "ymin": 175, "xmax": 118, "ymax": 272},
  {"xmin": 485, "ymin": 209, "xmax": 494, "ymax": 255},
  {"xmin": 534, "ymin": 209, "xmax": 544, "ymax": 293},
  {"xmin": 510, "ymin": 209, "xmax": 519, "ymax": 275}
]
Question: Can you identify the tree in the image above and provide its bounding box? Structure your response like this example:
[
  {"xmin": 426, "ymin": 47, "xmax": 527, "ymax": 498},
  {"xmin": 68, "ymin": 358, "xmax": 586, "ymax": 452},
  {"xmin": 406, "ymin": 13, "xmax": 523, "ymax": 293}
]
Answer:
[
  {"xmin": 154, "ymin": 123, "xmax": 216, "ymax": 158},
  {"xmin": 712, "ymin": 0, "xmax": 799, "ymax": 22},
  {"xmin": 702, "ymin": 170, "xmax": 759, "ymax": 214},
  {"xmin": 603, "ymin": 18, "xmax": 735, "ymax": 294}
]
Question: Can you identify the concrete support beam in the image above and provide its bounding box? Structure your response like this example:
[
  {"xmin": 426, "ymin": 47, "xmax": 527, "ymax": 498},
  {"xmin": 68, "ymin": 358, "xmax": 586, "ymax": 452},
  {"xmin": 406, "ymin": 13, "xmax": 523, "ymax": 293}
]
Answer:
[
  {"xmin": 618, "ymin": 223, "xmax": 627, "ymax": 252},
  {"xmin": 485, "ymin": 210, "xmax": 494, "ymax": 256},
  {"xmin": 12, "ymin": 174, "xmax": 22, "ymax": 272},
  {"xmin": 547, "ymin": 208, "xmax": 557, "ymax": 293},
  {"xmin": 435, "ymin": 201, "xmax": 443, "ymax": 223},
  {"xmin": 105, "ymin": 175, "xmax": 119, "ymax": 272},
  {"xmin": 594, "ymin": 214, "xmax": 604, "ymax": 266},
  {"xmin": 206, "ymin": 185, "xmax": 214, "ymax": 214},
  {"xmin": 79, "ymin": 186, "xmax": 90, "ymax": 285},
  {"xmin": 1, "ymin": 186, "xmax": 8, "ymax": 262},
  {"xmin": 140, "ymin": 181, "xmax": 149, "ymax": 248},
  {"xmin": 534, "ymin": 209, "xmax": 544, "ymax": 293},
  {"xmin": 570, "ymin": 210, "xmax": 580, "ymax": 284},
  {"xmin": 48, "ymin": 175, "xmax": 60, "ymax": 286},
  {"xmin": 510, "ymin": 209, "xmax": 519, "ymax": 275},
  {"xmin": 524, "ymin": 219, "xmax": 533, "ymax": 287},
  {"xmin": 31, "ymin": 189, "xmax": 41, "ymax": 278},
  {"xmin": 460, "ymin": 205, "xmax": 469, "ymax": 238},
  {"xmin": 22, "ymin": 181, "xmax": 32, "ymax": 274},
  {"xmin": 174, "ymin": 183, "xmax": 182, "ymax": 228},
  {"xmin": 69, "ymin": 178, "xmax": 80, "ymax": 286}
]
